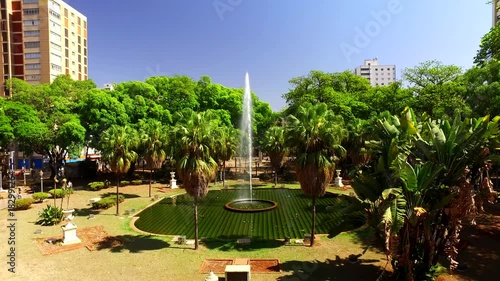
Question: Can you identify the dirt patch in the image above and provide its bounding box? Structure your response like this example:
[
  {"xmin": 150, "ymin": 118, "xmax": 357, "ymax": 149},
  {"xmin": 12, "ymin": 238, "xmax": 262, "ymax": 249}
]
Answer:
[
  {"xmin": 200, "ymin": 259, "xmax": 281, "ymax": 274},
  {"xmin": 35, "ymin": 225, "xmax": 124, "ymax": 255}
]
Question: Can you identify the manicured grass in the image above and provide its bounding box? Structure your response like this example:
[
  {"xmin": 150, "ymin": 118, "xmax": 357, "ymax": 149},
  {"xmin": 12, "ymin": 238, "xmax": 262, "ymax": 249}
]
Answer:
[{"xmin": 134, "ymin": 188, "xmax": 343, "ymax": 239}]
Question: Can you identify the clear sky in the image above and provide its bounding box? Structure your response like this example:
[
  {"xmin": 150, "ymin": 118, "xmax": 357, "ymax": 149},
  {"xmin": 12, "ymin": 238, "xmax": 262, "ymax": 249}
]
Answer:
[{"xmin": 65, "ymin": 0, "xmax": 492, "ymax": 111}]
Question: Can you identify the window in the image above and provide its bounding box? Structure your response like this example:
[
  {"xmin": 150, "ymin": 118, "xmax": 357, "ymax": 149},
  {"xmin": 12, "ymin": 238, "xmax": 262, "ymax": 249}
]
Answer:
[
  {"xmin": 65, "ymin": 29, "xmax": 68, "ymax": 37},
  {"xmin": 65, "ymin": 49, "xmax": 69, "ymax": 57},
  {"xmin": 26, "ymin": 74, "xmax": 41, "ymax": 81},
  {"xmin": 26, "ymin": 63, "xmax": 41, "ymax": 69},
  {"xmin": 51, "ymin": 63, "xmax": 62, "ymax": 71},
  {"xmin": 83, "ymin": 39, "xmax": 87, "ymax": 47},
  {"xmin": 50, "ymin": 20, "xmax": 61, "ymax": 29},
  {"xmin": 50, "ymin": 31, "xmax": 61, "ymax": 40},
  {"xmin": 23, "ymin": 0, "xmax": 39, "ymax": 4},
  {"xmin": 387, "ymin": 68, "xmax": 390, "ymax": 71},
  {"xmin": 84, "ymin": 57, "xmax": 87, "ymax": 65},
  {"xmin": 49, "ymin": 10, "xmax": 60, "ymax": 19},
  {"xmin": 25, "ymin": 53, "xmax": 40, "ymax": 59},
  {"xmin": 50, "ymin": 42, "xmax": 61, "ymax": 51},
  {"xmin": 78, "ymin": 36, "xmax": 81, "ymax": 44},
  {"xmin": 23, "ymin": 9, "xmax": 39, "ymax": 15},
  {"xmin": 24, "ymin": 20, "xmax": 40, "ymax": 26},
  {"xmin": 24, "ymin": 30, "xmax": 40, "ymax": 37},
  {"xmin": 64, "ymin": 9, "xmax": 68, "ymax": 17},
  {"xmin": 25, "ymin": 41, "xmax": 40, "ymax": 48},
  {"xmin": 84, "ymin": 48, "xmax": 87, "ymax": 56},
  {"xmin": 381, "ymin": 83, "xmax": 385, "ymax": 85}
]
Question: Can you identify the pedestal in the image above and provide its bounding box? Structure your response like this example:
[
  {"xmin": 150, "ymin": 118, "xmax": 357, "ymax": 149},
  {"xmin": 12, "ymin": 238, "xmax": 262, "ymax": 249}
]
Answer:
[
  {"xmin": 61, "ymin": 222, "xmax": 81, "ymax": 245},
  {"xmin": 334, "ymin": 177, "xmax": 344, "ymax": 187},
  {"xmin": 170, "ymin": 179, "xmax": 177, "ymax": 189},
  {"xmin": 225, "ymin": 264, "xmax": 251, "ymax": 281}
]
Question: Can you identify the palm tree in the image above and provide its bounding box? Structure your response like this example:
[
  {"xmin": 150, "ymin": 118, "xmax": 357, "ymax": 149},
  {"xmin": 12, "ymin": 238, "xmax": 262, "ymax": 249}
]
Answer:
[
  {"xmin": 284, "ymin": 103, "xmax": 347, "ymax": 246},
  {"xmin": 139, "ymin": 120, "xmax": 168, "ymax": 197},
  {"xmin": 172, "ymin": 109, "xmax": 218, "ymax": 250},
  {"xmin": 100, "ymin": 125, "xmax": 138, "ymax": 216},
  {"xmin": 213, "ymin": 126, "xmax": 238, "ymax": 188},
  {"xmin": 262, "ymin": 125, "xmax": 287, "ymax": 179}
]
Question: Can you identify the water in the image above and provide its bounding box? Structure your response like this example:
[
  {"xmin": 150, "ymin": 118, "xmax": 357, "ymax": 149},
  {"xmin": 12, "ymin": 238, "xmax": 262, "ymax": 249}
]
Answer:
[{"xmin": 240, "ymin": 72, "xmax": 253, "ymax": 202}]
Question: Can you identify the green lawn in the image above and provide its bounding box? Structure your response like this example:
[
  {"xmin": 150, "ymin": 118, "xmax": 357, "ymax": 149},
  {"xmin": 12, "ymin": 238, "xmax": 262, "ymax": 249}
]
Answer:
[{"xmin": 134, "ymin": 188, "xmax": 344, "ymax": 239}]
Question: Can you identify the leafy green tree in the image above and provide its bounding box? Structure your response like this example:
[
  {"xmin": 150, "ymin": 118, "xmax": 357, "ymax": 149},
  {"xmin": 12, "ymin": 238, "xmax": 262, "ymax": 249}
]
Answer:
[
  {"xmin": 172, "ymin": 109, "xmax": 219, "ymax": 250},
  {"xmin": 403, "ymin": 60, "xmax": 462, "ymax": 88},
  {"xmin": 262, "ymin": 125, "xmax": 287, "ymax": 175},
  {"xmin": 100, "ymin": 125, "xmax": 139, "ymax": 215},
  {"xmin": 284, "ymin": 103, "xmax": 347, "ymax": 246},
  {"xmin": 474, "ymin": 24, "xmax": 500, "ymax": 66},
  {"xmin": 138, "ymin": 119, "xmax": 168, "ymax": 197},
  {"xmin": 213, "ymin": 126, "xmax": 238, "ymax": 187}
]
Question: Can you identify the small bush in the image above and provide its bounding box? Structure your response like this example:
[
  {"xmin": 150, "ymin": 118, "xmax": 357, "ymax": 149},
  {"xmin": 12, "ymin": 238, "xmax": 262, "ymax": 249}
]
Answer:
[
  {"xmin": 258, "ymin": 173, "xmax": 271, "ymax": 181},
  {"xmin": 92, "ymin": 194, "xmax": 125, "ymax": 209},
  {"xmin": 32, "ymin": 192, "xmax": 50, "ymax": 203},
  {"xmin": 120, "ymin": 180, "xmax": 130, "ymax": 186},
  {"xmin": 36, "ymin": 205, "xmax": 63, "ymax": 225},
  {"xmin": 48, "ymin": 189, "xmax": 65, "ymax": 198},
  {"xmin": 15, "ymin": 198, "xmax": 35, "ymax": 210},
  {"xmin": 87, "ymin": 181, "xmax": 105, "ymax": 191},
  {"xmin": 131, "ymin": 180, "xmax": 143, "ymax": 185}
]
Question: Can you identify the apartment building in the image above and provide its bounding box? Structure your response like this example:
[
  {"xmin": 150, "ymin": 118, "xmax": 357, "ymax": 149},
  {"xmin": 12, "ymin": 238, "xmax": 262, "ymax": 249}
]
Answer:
[
  {"xmin": 0, "ymin": 0, "xmax": 87, "ymax": 96},
  {"xmin": 494, "ymin": 1, "xmax": 500, "ymax": 26},
  {"xmin": 354, "ymin": 58, "xmax": 396, "ymax": 87}
]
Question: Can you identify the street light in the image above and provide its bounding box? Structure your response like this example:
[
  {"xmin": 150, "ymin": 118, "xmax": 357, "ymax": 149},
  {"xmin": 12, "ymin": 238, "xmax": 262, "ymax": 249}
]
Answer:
[
  {"xmin": 272, "ymin": 170, "xmax": 276, "ymax": 188},
  {"xmin": 39, "ymin": 170, "xmax": 44, "ymax": 193}
]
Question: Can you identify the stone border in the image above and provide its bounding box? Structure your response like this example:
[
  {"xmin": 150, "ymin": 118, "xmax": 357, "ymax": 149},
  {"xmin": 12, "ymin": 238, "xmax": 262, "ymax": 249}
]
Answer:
[{"xmin": 224, "ymin": 199, "xmax": 278, "ymax": 213}]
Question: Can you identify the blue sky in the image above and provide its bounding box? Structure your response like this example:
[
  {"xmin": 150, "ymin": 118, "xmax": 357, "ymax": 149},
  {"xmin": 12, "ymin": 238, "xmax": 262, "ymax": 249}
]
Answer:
[{"xmin": 66, "ymin": 0, "xmax": 492, "ymax": 111}]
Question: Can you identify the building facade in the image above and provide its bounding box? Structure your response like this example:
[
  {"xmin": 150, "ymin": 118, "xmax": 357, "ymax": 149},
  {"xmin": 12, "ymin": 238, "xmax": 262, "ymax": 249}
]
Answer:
[
  {"xmin": 354, "ymin": 58, "xmax": 396, "ymax": 87},
  {"xmin": 0, "ymin": 0, "xmax": 87, "ymax": 96},
  {"xmin": 493, "ymin": 1, "xmax": 500, "ymax": 26}
]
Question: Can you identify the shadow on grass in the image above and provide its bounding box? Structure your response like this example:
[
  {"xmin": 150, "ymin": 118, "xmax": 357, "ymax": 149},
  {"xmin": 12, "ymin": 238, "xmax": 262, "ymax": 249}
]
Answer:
[
  {"xmin": 101, "ymin": 192, "xmax": 141, "ymax": 199},
  {"xmin": 95, "ymin": 235, "xmax": 170, "ymax": 253},
  {"xmin": 74, "ymin": 208, "xmax": 100, "ymax": 217},
  {"xmin": 203, "ymin": 236, "xmax": 284, "ymax": 251},
  {"xmin": 277, "ymin": 256, "xmax": 387, "ymax": 281}
]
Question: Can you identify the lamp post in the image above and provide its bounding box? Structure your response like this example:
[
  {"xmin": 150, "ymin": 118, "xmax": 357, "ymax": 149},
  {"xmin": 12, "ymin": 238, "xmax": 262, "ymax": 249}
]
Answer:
[
  {"xmin": 272, "ymin": 170, "xmax": 276, "ymax": 188},
  {"xmin": 0, "ymin": 165, "xmax": 3, "ymax": 192}
]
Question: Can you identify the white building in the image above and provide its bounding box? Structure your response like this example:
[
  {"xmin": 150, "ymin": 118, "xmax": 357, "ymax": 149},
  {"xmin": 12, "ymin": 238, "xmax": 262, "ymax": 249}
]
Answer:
[
  {"xmin": 354, "ymin": 58, "xmax": 396, "ymax": 87},
  {"xmin": 493, "ymin": 1, "xmax": 500, "ymax": 26}
]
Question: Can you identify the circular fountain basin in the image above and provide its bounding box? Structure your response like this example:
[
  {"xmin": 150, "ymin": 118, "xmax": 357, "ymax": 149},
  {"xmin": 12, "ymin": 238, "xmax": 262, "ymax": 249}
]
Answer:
[{"xmin": 224, "ymin": 199, "xmax": 278, "ymax": 212}]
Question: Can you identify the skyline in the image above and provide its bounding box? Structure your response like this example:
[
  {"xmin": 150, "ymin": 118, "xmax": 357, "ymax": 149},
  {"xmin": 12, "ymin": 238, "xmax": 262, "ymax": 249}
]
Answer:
[{"xmin": 65, "ymin": 0, "xmax": 492, "ymax": 111}]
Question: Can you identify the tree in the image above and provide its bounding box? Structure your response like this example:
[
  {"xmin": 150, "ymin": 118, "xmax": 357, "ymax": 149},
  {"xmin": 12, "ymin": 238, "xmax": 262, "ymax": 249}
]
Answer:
[
  {"xmin": 474, "ymin": 24, "xmax": 500, "ymax": 66},
  {"xmin": 262, "ymin": 125, "xmax": 287, "ymax": 175},
  {"xmin": 284, "ymin": 103, "xmax": 347, "ymax": 246},
  {"xmin": 138, "ymin": 119, "xmax": 168, "ymax": 197},
  {"xmin": 172, "ymin": 109, "xmax": 219, "ymax": 250},
  {"xmin": 403, "ymin": 60, "xmax": 462, "ymax": 88},
  {"xmin": 100, "ymin": 125, "xmax": 138, "ymax": 216},
  {"xmin": 213, "ymin": 126, "xmax": 238, "ymax": 188}
]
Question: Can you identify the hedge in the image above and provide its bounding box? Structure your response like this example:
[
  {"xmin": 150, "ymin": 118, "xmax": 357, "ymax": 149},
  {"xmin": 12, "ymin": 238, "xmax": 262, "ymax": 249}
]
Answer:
[
  {"xmin": 32, "ymin": 192, "xmax": 50, "ymax": 203},
  {"xmin": 15, "ymin": 198, "xmax": 35, "ymax": 210},
  {"xmin": 91, "ymin": 194, "xmax": 125, "ymax": 209}
]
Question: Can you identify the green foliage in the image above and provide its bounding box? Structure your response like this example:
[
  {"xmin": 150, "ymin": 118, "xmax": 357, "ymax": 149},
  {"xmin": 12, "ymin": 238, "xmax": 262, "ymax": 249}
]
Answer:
[
  {"xmin": 475, "ymin": 24, "xmax": 500, "ymax": 66},
  {"xmin": 87, "ymin": 181, "xmax": 106, "ymax": 191},
  {"xmin": 131, "ymin": 180, "xmax": 143, "ymax": 185},
  {"xmin": 258, "ymin": 173, "xmax": 271, "ymax": 181},
  {"xmin": 120, "ymin": 180, "xmax": 130, "ymax": 186},
  {"xmin": 36, "ymin": 205, "xmax": 64, "ymax": 226},
  {"xmin": 91, "ymin": 195, "xmax": 125, "ymax": 209},
  {"xmin": 32, "ymin": 192, "xmax": 50, "ymax": 203},
  {"xmin": 15, "ymin": 198, "xmax": 35, "ymax": 210},
  {"xmin": 48, "ymin": 189, "xmax": 65, "ymax": 198}
]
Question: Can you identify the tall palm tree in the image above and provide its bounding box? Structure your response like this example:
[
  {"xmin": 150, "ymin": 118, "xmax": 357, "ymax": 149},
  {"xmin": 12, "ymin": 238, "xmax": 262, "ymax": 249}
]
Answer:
[
  {"xmin": 213, "ymin": 126, "xmax": 238, "ymax": 188},
  {"xmin": 172, "ymin": 109, "xmax": 218, "ymax": 250},
  {"xmin": 284, "ymin": 103, "xmax": 347, "ymax": 246},
  {"xmin": 139, "ymin": 120, "xmax": 168, "ymax": 197},
  {"xmin": 100, "ymin": 125, "xmax": 138, "ymax": 216},
  {"xmin": 262, "ymin": 125, "xmax": 287, "ymax": 177}
]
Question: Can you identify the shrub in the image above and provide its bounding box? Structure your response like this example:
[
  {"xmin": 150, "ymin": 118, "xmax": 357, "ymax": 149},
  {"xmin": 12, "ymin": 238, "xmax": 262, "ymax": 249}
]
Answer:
[
  {"xmin": 87, "ymin": 181, "xmax": 105, "ymax": 191},
  {"xmin": 131, "ymin": 180, "xmax": 143, "ymax": 185},
  {"xmin": 48, "ymin": 189, "xmax": 65, "ymax": 198},
  {"xmin": 32, "ymin": 192, "xmax": 50, "ymax": 203},
  {"xmin": 91, "ymin": 194, "xmax": 125, "ymax": 209},
  {"xmin": 258, "ymin": 173, "xmax": 271, "ymax": 181},
  {"xmin": 120, "ymin": 180, "xmax": 130, "ymax": 186},
  {"xmin": 15, "ymin": 198, "xmax": 35, "ymax": 210},
  {"xmin": 36, "ymin": 205, "xmax": 64, "ymax": 225}
]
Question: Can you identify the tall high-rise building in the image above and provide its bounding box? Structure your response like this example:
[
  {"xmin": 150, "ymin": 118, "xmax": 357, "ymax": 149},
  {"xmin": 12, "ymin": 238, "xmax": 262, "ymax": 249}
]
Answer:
[
  {"xmin": 354, "ymin": 58, "xmax": 396, "ymax": 87},
  {"xmin": 493, "ymin": 1, "xmax": 500, "ymax": 26},
  {"xmin": 0, "ymin": 0, "xmax": 87, "ymax": 96}
]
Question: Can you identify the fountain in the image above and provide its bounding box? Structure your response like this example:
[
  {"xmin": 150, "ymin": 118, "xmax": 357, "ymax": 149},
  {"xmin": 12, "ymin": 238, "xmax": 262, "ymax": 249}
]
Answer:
[{"xmin": 225, "ymin": 73, "xmax": 276, "ymax": 213}]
